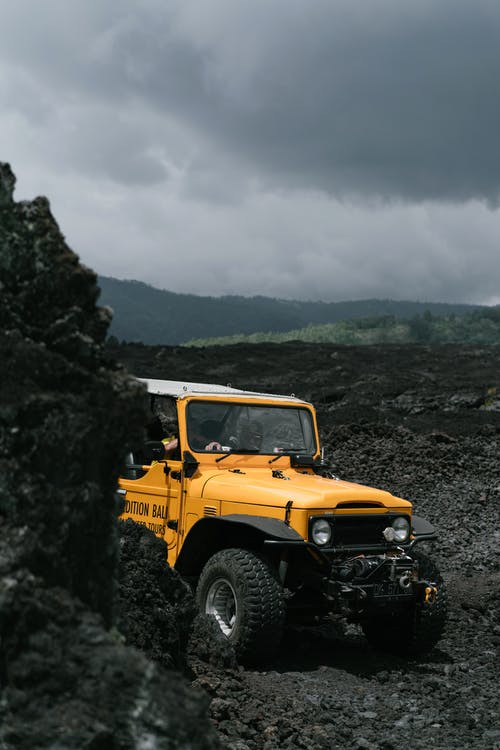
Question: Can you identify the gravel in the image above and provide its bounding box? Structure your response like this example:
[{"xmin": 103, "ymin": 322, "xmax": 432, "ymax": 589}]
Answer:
[{"xmin": 112, "ymin": 339, "xmax": 500, "ymax": 750}]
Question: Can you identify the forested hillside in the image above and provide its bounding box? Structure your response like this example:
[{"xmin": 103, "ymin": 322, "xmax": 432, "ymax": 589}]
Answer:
[
  {"xmin": 99, "ymin": 276, "xmax": 482, "ymax": 345},
  {"xmin": 185, "ymin": 309, "xmax": 500, "ymax": 346}
]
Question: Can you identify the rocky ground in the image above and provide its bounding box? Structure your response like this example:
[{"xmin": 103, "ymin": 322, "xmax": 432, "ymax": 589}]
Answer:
[{"xmin": 110, "ymin": 340, "xmax": 500, "ymax": 750}]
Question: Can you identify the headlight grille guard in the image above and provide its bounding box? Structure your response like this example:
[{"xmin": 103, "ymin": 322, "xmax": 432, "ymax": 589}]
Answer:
[{"xmin": 307, "ymin": 512, "xmax": 414, "ymax": 551}]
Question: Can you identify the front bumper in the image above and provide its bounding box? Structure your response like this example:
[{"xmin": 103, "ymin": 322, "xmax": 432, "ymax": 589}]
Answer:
[{"xmin": 322, "ymin": 551, "xmax": 439, "ymax": 612}]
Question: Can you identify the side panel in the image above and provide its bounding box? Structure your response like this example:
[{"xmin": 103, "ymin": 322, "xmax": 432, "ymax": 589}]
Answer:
[
  {"xmin": 180, "ymin": 489, "xmax": 222, "ymax": 546},
  {"xmin": 220, "ymin": 500, "xmax": 309, "ymax": 539},
  {"xmin": 119, "ymin": 460, "xmax": 183, "ymax": 565}
]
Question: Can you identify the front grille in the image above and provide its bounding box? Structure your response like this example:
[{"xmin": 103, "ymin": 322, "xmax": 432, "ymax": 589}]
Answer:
[
  {"xmin": 332, "ymin": 515, "xmax": 389, "ymax": 546},
  {"xmin": 310, "ymin": 513, "xmax": 407, "ymax": 548}
]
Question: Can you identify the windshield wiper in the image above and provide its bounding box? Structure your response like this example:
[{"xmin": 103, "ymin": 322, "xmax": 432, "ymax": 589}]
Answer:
[
  {"xmin": 216, "ymin": 448, "xmax": 260, "ymax": 463},
  {"xmin": 268, "ymin": 449, "xmax": 306, "ymax": 464}
]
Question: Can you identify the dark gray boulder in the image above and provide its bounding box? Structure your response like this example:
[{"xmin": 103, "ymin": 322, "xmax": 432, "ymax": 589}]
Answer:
[{"xmin": 0, "ymin": 162, "xmax": 220, "ymax": 749}]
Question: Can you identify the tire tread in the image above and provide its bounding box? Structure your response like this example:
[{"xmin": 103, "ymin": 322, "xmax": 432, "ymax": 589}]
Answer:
[{"xmin": 197, "ymin": 547, "xmax": 285, "ymax": 663}]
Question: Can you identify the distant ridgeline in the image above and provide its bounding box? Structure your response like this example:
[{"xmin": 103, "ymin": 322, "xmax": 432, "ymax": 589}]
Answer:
[{"xmin": 98, "ymin": 276, "xmax": 500, "ymax": 346}]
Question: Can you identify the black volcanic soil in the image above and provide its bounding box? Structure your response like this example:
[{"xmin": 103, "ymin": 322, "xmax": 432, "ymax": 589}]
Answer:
[{"xmin": 108, "ymin": 340, "xmax": 500, "ymax": 750}]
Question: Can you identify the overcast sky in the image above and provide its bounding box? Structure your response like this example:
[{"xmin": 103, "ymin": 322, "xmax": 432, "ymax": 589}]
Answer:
[{"xmin": 1, "ymin": 0, "xmax": 500, "ymax": 304}]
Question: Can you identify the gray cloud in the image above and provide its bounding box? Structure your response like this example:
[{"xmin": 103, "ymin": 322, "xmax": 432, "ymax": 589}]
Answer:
[
  {"xmin": 53, "ymin": 179, "xmax": 500, "ymax": 305},
  {"xmin": 3, "ymin": 1, "xmax": 500, "ymax": 201},
  {"xmin": 89, "ymin": 0, "xmax": 500, "ymax": 202},
  {"xmin": 1, "ymin": 1, "xmax": 500, "ymax": 305}
]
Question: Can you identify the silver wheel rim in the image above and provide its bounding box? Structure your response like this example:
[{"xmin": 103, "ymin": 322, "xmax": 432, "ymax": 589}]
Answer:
[{"xmin": 205, "ymin": 578, "xmax": 238, "ymax": 637}]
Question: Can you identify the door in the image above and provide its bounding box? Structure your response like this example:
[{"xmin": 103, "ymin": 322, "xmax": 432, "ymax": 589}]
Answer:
[{"xmin": 119, "ymin": 458, "xmax": 183, "ymax": 565}]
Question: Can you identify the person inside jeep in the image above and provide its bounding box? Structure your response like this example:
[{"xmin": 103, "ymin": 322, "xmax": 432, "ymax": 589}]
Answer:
[
  {"xmin": 149, "ymin": 395, "xmax": 180, "ymax": 459},
  {"xmin": 194, "ymin": 419, "xmax": 224, "ymax": 451},
  {"xmin": 239, "ymin": 420, "xmax": 264, "ymax": 451}
]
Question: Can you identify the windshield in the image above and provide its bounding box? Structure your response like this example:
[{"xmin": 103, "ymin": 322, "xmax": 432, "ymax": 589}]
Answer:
[{"xmin": 186, "ymin": 400, "xmax": 317, "ymax": 455}]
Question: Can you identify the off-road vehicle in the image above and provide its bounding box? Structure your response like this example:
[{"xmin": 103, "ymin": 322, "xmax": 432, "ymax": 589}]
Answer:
[{"xmin": 119, "ymin": 379, "xmax": 446, "ymax": 662}]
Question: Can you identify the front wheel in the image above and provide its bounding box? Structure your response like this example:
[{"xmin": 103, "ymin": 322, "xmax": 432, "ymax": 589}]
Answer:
[
  {"xmin": 361, "ymin": 550, "xmax": 447, "ymax": 656},
  {"xmin": 196, "ymin": 548, "xmax": 285, "ymax": 663}
]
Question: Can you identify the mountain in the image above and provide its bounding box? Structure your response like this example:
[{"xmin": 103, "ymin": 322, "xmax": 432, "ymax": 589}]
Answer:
[{"xmin": 98, "ymin": 275, "xmax": 483, "ymax": 345}]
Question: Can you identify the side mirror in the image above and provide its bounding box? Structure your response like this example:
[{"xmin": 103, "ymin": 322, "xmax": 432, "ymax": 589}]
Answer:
[
  {"xmin": 143, "ymin": 441, "xmax": 166, "ymax": 463},
  {"xmin": 183, "ymin": 450, "xmax": 199, "ymax": 478}
]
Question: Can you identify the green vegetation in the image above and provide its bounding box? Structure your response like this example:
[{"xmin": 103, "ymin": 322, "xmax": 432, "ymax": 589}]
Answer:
[
  {"xmin": 99, "ymin": 276, "xmax": 485, "ymax": 345},
  {"xmin": 184, "ymin": 309, "xmax": 500, "ymax": 347}
]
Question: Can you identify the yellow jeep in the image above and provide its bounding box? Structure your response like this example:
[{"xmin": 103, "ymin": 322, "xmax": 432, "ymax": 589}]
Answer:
[{"xmin": 119, "ymin": 379, "xmax": 446, "ymax": 662}]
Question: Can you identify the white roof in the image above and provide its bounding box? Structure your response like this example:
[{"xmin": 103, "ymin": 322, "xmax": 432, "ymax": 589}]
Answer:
[{"xmin": 138, "ymin": 378, "xmax": 308, "ymax": 404}]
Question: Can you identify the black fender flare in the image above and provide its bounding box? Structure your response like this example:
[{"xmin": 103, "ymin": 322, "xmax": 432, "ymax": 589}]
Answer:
[
  {"xmin": 411, "ymin": 515, "xmax": 437, "ymax": 544},
  {"xmin": 175, "ymin": 514, "xmax": 304, "ymax": 577}
]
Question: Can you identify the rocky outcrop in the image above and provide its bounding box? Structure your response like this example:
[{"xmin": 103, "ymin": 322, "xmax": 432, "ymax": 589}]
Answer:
[
  {"xmin": 0, "ymin": 163, "xmax": 219, "ymax": 749},
  {"xmin": 117, "ymin": 519, "xmax": 197, "ymax": 671}
]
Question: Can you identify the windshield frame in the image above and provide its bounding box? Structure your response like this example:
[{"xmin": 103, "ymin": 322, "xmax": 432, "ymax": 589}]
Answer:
[{"xmin": 185, "ymin": 398, "xmax": 318, "ymax": 457}]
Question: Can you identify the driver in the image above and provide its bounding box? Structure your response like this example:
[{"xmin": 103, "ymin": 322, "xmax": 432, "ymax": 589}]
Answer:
[
  {"xmin": 239, "ymin": 420, "xmax": 264, "ymax": 451},
  {"xmin": 195, "ymin": 419, "xmax": 223, "ymax": 451}
]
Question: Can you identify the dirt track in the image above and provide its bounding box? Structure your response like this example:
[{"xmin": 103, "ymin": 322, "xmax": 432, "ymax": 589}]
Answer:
[{"xmin": 111, "ymin": 341, "xmax": 500, "ymax": 750}]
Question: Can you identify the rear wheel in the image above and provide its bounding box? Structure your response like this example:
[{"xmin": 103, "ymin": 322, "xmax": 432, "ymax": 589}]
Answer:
[
  {"xmin": 361, "ymin": 551, "xmax": 447, "ymax": 655},
  {"xmin": 196, "ymin": 548, "xmax": 285, "ymax": 663}
]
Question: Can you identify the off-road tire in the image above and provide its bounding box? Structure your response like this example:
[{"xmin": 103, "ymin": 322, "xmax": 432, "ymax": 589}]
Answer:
[
  {"xmin": 361, "ymin": 550, "xmax": 447, "ymax": 656},
  {"xmin": 196, "ymin": 547, "xmax": 285, "ymax": 663}
]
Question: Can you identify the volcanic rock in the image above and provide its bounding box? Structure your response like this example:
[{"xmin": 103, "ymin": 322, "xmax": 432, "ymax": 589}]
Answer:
[{"xmin": 0, "ymin": 162, "xmax": 219, "ymax": 749}]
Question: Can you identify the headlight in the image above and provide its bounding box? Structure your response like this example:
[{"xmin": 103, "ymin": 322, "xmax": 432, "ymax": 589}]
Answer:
[
  {"xmin": 391, "ymin": 516, "xmax": 410, "ymax": 542},
  {"xmin": 311, "ymin": 518, "xmax": 332, "ymax": 546}
]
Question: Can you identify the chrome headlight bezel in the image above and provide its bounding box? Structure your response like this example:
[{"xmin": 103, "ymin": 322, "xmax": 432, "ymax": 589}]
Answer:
[
  {"xmin": 310, "ymin": 517, "xmax": 332, "ymax": 546},
  {"xmin": 391, "ymin": 515, "xmax": 410, "ymax": 543}
]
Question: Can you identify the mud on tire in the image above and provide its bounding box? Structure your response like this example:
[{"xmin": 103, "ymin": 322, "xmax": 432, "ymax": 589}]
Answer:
[
  {"xmin": 196, "ymin": 547, "xmax": 285, "ymax": 664},
  {"xmin": 361, "ymin": 550, "xmax": 447, "ymax": 656}
]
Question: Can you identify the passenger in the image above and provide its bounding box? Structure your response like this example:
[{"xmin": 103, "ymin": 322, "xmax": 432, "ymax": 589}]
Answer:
[
  {"xmin": 240, "ymin": 420, "xmax": 264, "ymax": 451},
  {"xmin": 149, "ymin": 396, "xmax": 180, "ymax": 459}
]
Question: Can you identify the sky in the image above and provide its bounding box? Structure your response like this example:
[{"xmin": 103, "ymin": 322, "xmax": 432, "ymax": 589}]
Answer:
[{"xmin": 1, "ymin": 0, "xmax": 500, "ymax": 304}]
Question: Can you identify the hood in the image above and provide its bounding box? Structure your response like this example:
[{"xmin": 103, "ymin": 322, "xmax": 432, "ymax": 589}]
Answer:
[{"xmin": 199, "ymin": 468, "xmax": 410, "ymax": 511}]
